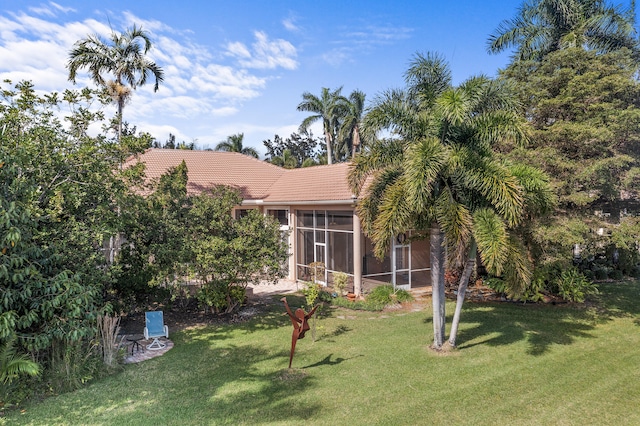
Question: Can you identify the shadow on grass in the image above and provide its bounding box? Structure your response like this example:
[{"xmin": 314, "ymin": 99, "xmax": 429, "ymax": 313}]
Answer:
[
  {"xmin": 591, "ymin": 280, "xmax": 640, "ymax": 323},
  {"xmin": 426, "ymin": 280, "xmax": 640, "ymax": 356},
  {"xmin": 302, "ymin": 353, "xmax": 363, "ymax": 369},
  {"xmin": 453, "ymin": 302, "xmax": 598, "ymax": 355}
]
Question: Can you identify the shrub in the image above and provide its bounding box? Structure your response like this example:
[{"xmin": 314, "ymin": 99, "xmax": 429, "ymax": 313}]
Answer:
[
  {"xmin": 593, "ymin": 267, "xmax": 609, "ymax": 281},
  {"xmin": 520, "ymin": 278, "xmax": 546, "ymax": 303},
  {"xmin": 366, "ymin": 285, "xmax": 413, "ymax": 309},
  {"xmin": 484, "ymin": 277, "xmax": 507, "ymax": 294},
  {"xmin": 555, "ymin": 268, "xmax": 598, "ymax": 302},
  {"xmin": 610, "ymin": 269, "xmax": 624, "ymax": 280},
  {"xmin": 332, "ymin": 272, "xmax": 349, "ymax": 296},
  {"xmin": 196, "ymin": 281, "xmax": 246, "ymax": 314}
]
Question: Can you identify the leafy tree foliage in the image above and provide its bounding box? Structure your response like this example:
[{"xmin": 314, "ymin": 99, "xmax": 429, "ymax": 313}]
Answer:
[
  {"xmin": 263, "ymin": 131, "xmax": 320, "ymax": 167},
  {"xmin": 500, "ymin": 47, "xmax": 640, "ymax": 274},
  {"xmin": 116, "ymin": 162, "xmax": 288, "ymax": 313},
  {"xmin": 0, "ymin": 80, "xmax": 139, "ymax": 398}
]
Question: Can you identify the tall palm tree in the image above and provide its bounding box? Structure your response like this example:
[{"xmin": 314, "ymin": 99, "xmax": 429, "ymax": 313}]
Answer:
[
  {"xmin": 297, "ymin": 87, "xmax": 345, "ymax": 165},
  {"xmin": 336, "ymin": 90, "xmax": 366, "ymax": 159},
  {"xmin": 487, "ymin": 0, "xmax": 638, "ymax": 61},
  {"xmin": 67, "ymin": 25, "xmax": 165, "ymax": 143},
  {"xmin": 349, "ymin": 53, "xmax": 553, "ymax": 349},
  {"xmin": 214, "ymin": 133, "xmax": 259, "ymax": 158}
]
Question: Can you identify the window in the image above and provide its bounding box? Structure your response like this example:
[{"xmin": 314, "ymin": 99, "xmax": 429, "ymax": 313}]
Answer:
[{"xmin": 268, "ymin": 209, "xmax": 289, "ymax": 226}]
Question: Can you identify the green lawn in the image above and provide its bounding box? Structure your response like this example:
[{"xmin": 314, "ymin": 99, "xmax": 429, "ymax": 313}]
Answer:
[{"xmin": 5, "ymin": 281, "xmax": 640, "ymax": 425}]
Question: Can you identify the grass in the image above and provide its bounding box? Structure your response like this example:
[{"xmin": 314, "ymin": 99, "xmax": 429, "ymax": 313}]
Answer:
[{"xmin": 4, "ymin": 281, "xmax": 640, "ymax": 425}]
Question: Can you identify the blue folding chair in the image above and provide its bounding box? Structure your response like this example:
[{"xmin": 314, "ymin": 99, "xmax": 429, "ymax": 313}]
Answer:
[{"xmin": 144, "ymin": 311, "xmax": 169, "ymax": 350}]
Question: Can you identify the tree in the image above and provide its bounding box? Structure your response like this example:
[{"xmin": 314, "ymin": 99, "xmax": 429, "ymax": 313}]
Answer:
[
  {"xmin": 189, "ymin": 190, "xmax": 288, "ymax": 314},
  {"xmin": 270, "ymin": 149, "xmax": 297, "ymax": 169},
  {"xmin": 297, "ymin": 87, "xmax": 345, "ymax": 165},
  {"xmin": 67, "ymin": 25, "xmax": 165, "ymax": 143},
  {"xmin": 336, "ymin": 89, "xmax": 367, "ymax": 160},
  {"xmin": 116, "ymin": 162, "xmax": 288, "ymax": 314},
  {"xmin": 349, "ymin": 53, "xmax": 553, "ymax": 349},
  {"xmin": 263, "ymin": 131, "xmax": 320, "ymax": 167},
  {"xmin": 0, "ymin": 81, "xmax": 130, "ymax": 397},
  {"xmin": 488, "ymin": 0, "xmax": 638, "ymax": 61},
  {"xmin": 499, "ymin": 47, "xmax": 640, "ymax": 276},
  {"xmin": 214, "ymin": 133, "xmax": 259, "ymax": 158}
]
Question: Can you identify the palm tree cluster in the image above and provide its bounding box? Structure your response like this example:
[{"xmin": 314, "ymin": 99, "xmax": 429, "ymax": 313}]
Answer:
[
  {"xmin": 297, "ymin": 87, "xmax": 366, "ymax": 164},
  {"xmin": 349, "ymin": 53, "xmax": 554, "ymax": 349},
  {"xmin": 67, "ymin": 25, "xmax": 164, "ymax": 142},
  {"xmin": 488, "ymin": 0, "xmax": 638, "ymax": 61}
]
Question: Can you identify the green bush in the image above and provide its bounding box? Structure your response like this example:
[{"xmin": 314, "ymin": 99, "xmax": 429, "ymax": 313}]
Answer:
[
  {"xmin": 328, "ymin": 285, "xmax": 413, "ymax": 311},
  {"xmin": 555, "ymin": 268, "xmax": 598, "ymax": 302},
  {"xmin": 367, "ymin": 285, "xmax": 413, "ymax": 305},
  {"xmin": 610, "ymin": 269, "xmax": 624, "ymax": 280},
  {"xmin": 332, "ymin": 272, "xmax": 349, "ymax": 296},
  {"xmin": 484, "ymin": 277, "xmax": 507, "ymax": 294},
  {"xmin": 593, "ymin": 267, "xmax": 609, "ymax": 281},
  {"xmin": 196, "ymin": 281, "xmax": 246, "ymax": 314}
]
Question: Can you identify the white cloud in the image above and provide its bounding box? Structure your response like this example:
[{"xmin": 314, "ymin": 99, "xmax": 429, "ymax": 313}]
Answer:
[
  {"xmin": 0, "ymin": 7, "xmax": 298, "ymax": 153},
  {"xmin": 28, "ymin": 2, "xmax": 75, "ymax": 17},
  {"xmin": 282, "ymin": 17, "xmax": 299, "ymax": 32},
  {"xmin": 226, "ymin": 31, "xmax": 298, "ymax": 70},
  {"xmin": 211, "ymin": 106, "xmax": 238, "ymax": 117},
  {"xmin": 320, "ymin": 24, "xmax": 414, "ymax": 67}
]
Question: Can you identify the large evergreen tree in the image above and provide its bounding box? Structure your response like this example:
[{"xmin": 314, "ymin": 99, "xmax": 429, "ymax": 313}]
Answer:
[{"xmin": 500, "ymin": 47, "xmax": 640, "ymax": 274}]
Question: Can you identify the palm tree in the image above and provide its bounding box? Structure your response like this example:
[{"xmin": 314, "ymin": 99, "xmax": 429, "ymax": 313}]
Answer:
[
  {"xmin": 336, "ymin": 89, "xmax": 366, "ymax": 159},
  {"xmin": 487, "ymin": 0, "xmax": 638, "ymax": 61},
  {"xmin": 214, "ymin": 133, "xmax": 259, "ymax": 158},
  {"xmin": 297, "ymin": 87, "xmax": 345, "ymax": 165},
  {"xmin": 67, "ymin": 25, "xmax": 165, "ymax": 143},
  {"xmin": 270, "ymin": 149, "xmax": 297, "ymax": 168},
  {"xmin": 349, "ymin": 52, "xmax": 553, "ymax": 349}
]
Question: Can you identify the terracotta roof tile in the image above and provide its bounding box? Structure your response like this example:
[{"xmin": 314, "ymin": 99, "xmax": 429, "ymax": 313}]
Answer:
[
  {"xmin": 264, "ymin": 163, "xmax": 354, "ymax": 203},
  {"xmin": 124, "ymin": 149, "xmax": 285, "ymax": 199},
  {"xmin": 124, "ymin": 149, "xmax": 355, "ymax": 203}
]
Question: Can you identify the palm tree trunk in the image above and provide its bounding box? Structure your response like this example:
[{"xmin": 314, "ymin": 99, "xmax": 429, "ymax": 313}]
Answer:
[
  {"xmin": 448, "ymin": 241, "xmax": 477, "ymax": 348},
  {"xmin": 117, "ymin": 98, "xmax": 124, "ymax": 146},
  {"xmin": 430, "ymin": 223, "xmax": 445, "ymax": 349},
  {"xmin": 325, "ymin": 131, "xmax": 333, "ymax": 165}
]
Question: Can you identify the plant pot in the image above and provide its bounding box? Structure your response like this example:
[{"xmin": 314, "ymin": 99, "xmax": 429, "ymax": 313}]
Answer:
[{"xmin": 346, "ymin": 293, "xmax": 356, "ymax": 301}]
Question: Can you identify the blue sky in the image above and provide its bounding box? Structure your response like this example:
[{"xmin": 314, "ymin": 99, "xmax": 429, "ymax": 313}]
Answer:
[{"xmin": 1, "ymin": 1, "xmax": 632, "ymax": 156}]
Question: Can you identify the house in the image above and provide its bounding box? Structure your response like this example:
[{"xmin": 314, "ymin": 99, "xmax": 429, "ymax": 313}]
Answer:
[{"xmin": 125, "ymin": 149, "xmax": 431, "ymax": 294}]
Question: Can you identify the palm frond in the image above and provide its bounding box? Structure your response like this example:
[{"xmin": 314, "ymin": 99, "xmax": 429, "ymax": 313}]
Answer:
[
  {"xmin": 435, "ymin": 187, "xmax": 473, "ymax": 266},
  {"xmin": 502, "ymin": 234, "xmax": 533, "ymax": 296},
  {"xmin": 464, "ymin": 159, "xmax": 524, "ymax": 227},
  {"xmin": 371, "ymin": 178, "xmax": 413, "ymax": 258},
  {"xmin": 473, "ymin": 208, "xmax": 509, "ymax": 276},
  {"xmin": 404, "ymin": 136, "xmax": 446, "ymax": 212},
  {"xmin": 509, "ymin": 163, "xmax": 556, "ymax": 216},
  {"xmin": 348, "ymin": 139, "xmax": 403, "ymax": 194}
]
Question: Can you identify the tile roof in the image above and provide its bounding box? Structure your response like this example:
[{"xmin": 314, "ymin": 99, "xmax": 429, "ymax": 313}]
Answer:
[
  {"xmin": 125, "ymin": 149, "xmax": 355, "ymax": 203},
  {"xmin": 264, "ymin": 162, "xmax": 354, "ymax": 203}
]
